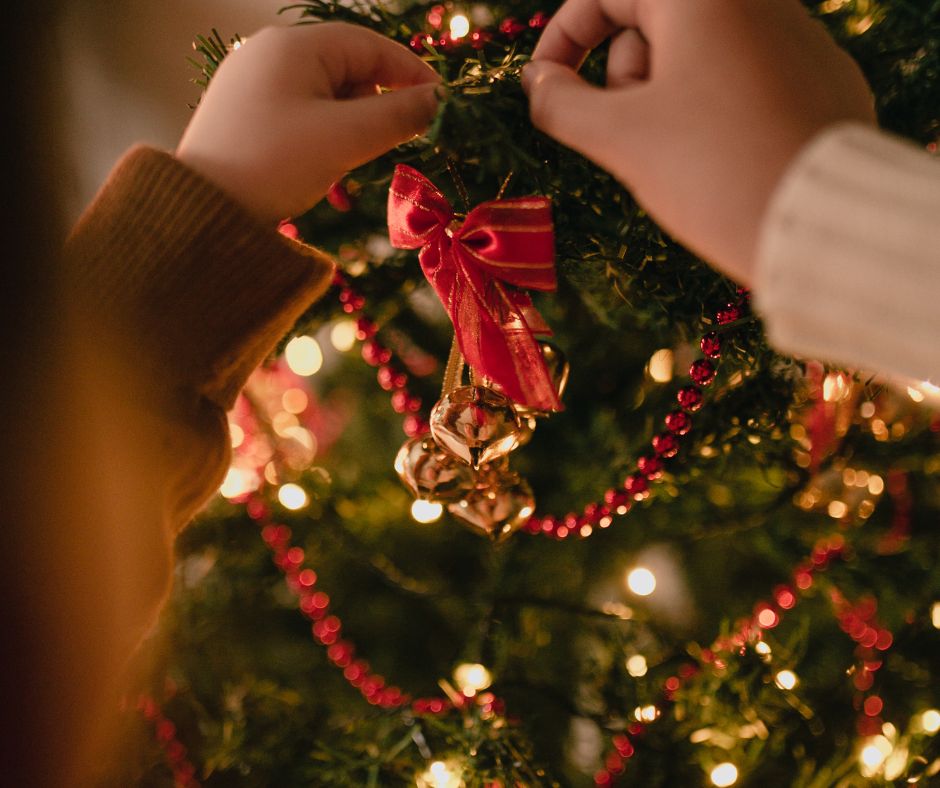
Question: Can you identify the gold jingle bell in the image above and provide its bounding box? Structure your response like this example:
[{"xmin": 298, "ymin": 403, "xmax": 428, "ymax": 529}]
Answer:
[
  {"xmin": 447, "ymin": 475, "xmax": 536, "ymax": 542},
  {"xmin": 394, "ymin": 434, "xmax": 475, "ymax": 502},
  {"xmin": 430, "ymin": 386, "xmax": 523, "ymax": 469}
]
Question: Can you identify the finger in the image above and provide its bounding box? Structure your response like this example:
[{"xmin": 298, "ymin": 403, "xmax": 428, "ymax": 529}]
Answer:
[
  {"xmin": 606, "ymin": 28, "xmax": 649, "ymax": 88},
  {"xmin": 524, "ymin": 60, "xmax": 624, "ymax": 155},
  {"xmin": 310, "ymin": 23, "xmax": 441, "ymax": 94},
  {"xmin": 532, "ymin": 0, "xmax": 644, "ymax": 67},
  {"xmin": 319, "ymin": 82, "xmax": 442, "ymax": 168}
]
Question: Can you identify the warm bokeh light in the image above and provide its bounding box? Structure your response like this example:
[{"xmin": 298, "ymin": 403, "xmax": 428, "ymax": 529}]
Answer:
[
  {"xmin": 635, "ymin": 704, "xmax": 659, "ymax": 722},
  {"xmin": 330, "ymin": 320, "xmax": 358, "ymax": 352},
  {"xmin": 453, "ymin": 663, "xmax": 492, "ymax": 694},
  {"xmin": 647, "ymin": 349, "xmax": 674, "ymax": 383},
  {"xmin": 859, "ymin": 736, "xmax": 892, "ymax": 777},
  {"xmin": 278, "ymin": 483, "xmax": 308, "ymax": 510},
  {"xmin": 282, "ymin": 388, "xmax": 309, "ymax": 414},
  {"xmin": 411, "ymin": 499, "xmax": 444, "ymax": 523},
  {"xmin": 932, "ymin": 601, "xmax": 940, "ymax": 629},
  {"xmin": 285, "ymin": 335, "xmax": 323, "ymax": 376},
  {"xmin": 754, "ymin": 641, "xmax": 772, "ymax": 658},
  {"xmin": 229, "ymin": 423, "xmax": 245, "ymax": 449},
  {"xmin": 219, "ymin": 468, "xmax": 256, "ymax": 499},
  {"xmin": 710, "ymin": 762, "xmax": 739, "ymax": 787},
  {"xmin": 922, "ymin": 709, "xmax": 940, "ymax": 734},
  {"xmin": 627, "ymin": 567, "xmax": 657, "ymax": 596},
  {"xmin": 774, "ymin": 670, "xmax": 798, "ymax": 690},
  {"xmin": 416, "ymin": 760, "xmax": 462, "ymax": 788},
  {"xmin": 449, "ymin": 13, "xmax": 470, "ymax": 38},
  {"xmin": 626, "ymin": 654, "xmax": 648, "ymax": 677}
]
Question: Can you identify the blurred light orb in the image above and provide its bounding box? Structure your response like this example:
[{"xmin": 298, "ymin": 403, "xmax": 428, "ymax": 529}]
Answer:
[
  {"xmin": 453, "ymin": 662, "xmax": 492, "ymax": 694},
  {"xmin": 411, "ymin": 499, "xmax": 444, "ymax": 523},
  {"xmin": 774, "ymin": 670, "xmax": 798, "ymax": 690},
  {"xmin": 285, "ymin": 335, "xmax": 323, "ymax": 376},
  {"xmin": 449, "ymin": 14, "xmax": 471, "ymax": 38},
  {"xmin": 627, "ymin": 567, "xmax": 656, "ymax": 596},
  {"xmin": 626, "ymin": 655, "xmax": 648, "ymax": 677},
  {"xmin": 648, "ymin": 349, "xmax": 674, "ymax": 383},
  {"xmin": 922, "ymin": 709, "xmax": 940, "ymax": 734},
  {"xmin": 330, "ymin": 320, "xmax": 358, "ymax": 352},
  {"xmin": 278, "ymin": 483, "xmax": 308, "ymax": 510},
  {"xmin": 710, "ymin": 762, "xmax": 739, "ymax": 787}
]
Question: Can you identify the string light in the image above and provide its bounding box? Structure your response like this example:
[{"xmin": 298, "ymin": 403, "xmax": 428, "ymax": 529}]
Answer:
[
  {"xmin": 626, "ymin": 567, "xmax": 657, "ymax": 596},
  {"xmin": 634, "ymin": 704, "xmax": 660, "ymax": 722},
  {"xmin": 453, "ymin": 663, "xmax": 492, "ymax": 695},
  {"xmin": 709, "ymin": 762, "xmax": 739, "ymax": 787},
  {"xmin": 449, "ymin": 13, "xmax": 470, "ymax": 39},
  {"xmin": 411, "ymin": 499, "xmax": 443, "ymax": 523},
  {"xmin": 416, "ymin": 760, "xmax": 462, "ymax": 788},
  {"xmin": 932, "ymin": 602, "xmax": 940, "ymax": 629},
  {"xmin": 278, "ymin": 483, "xmax": 308, "ymax": 510},
  {"xmin": 285, "ymin": 336, "xmax": 323, "ymax": 376},
  {"xmin": 229, "ymin": 422, "xmax": 245, "ymax": 448},
  {"xmin": 282, "ymin": 388, "xmax": 309, "ymax": 414},
  {"xmin": 922, "ymin": 709, "xmax": 940, "ymax": 735},
  {"xmin": 626, "ymin": 655, "xmax": 648, "ymax": 677},
  {"xmin": 859, "ymin": 736, "xmax": 892, "ymax": 777},
  {"xmin": 774, "ymin": 670, "xmax": 798, "ymax": 690},
  {"xmin": 647, "ymin": 349, "xmax": 674, "ymax": 383},
  {"xmin": 220, "ymin": 468, "xmax": 256, "ymax": 499},
  {"xmin": 330, "ymin": 320, "xmax": 358, "ymax": 352}
]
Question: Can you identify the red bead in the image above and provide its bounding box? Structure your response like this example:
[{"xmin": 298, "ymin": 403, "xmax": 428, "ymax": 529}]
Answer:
[
  {"xmin": 623, "ymin": 473, "xmax": 649, "ymax": 501},
  {"xmin": 529, "ymin": 11, "xmax": 550, "ymax": 28},
  {"xmin": 637, "ymin": 455, "xmax": 664, "ymax": 480},
  {"xmin": 499, "ymin": 17, "xmax": 527, "ymax": 38},
  {"xmin": 469, "ymin": 30, "xmax": 492, "ymax": 49},
  {"xmin": 355, "ymin": 317, "xmax": 377, "ymax": 340},
  {"xmin": 604, "ymin": 488, "xmax": 630, "ymax": 511},
  {"xmin": 716, "ymin": 303, "xmax": 741, "ymax": 325},
  {"xmin": 665, "ymin": 410, "xmax": 692, "ymax": 435},
  {"xmin": 403, "ymin": 415, "xmax": 429, "ymax": 437},
  {"xmin": 700, "ymin": 332, "xmax": 722, "ymax": 358},
  {"xmin": 652, "ymin": 432, "xmax": 680, "ymax": 458},
  {"xmin": 391, "ymin": 390, "xmax": 410, "ymax": 414},
  {"xmin": 677, "ymin": 385, "xmax": 704, "ymax": 412},
  {"xmin": 689, "ymin": 359, "xmax": 716, "ymax": 386},
  {"xmin": 410, "ymin": 32, "xmax": 434, "ymax": 52},
  {"xmin": 326, "ymin": 181, "xmax": 352, "ymax": 212},
  {"xmin": 426, "ymin": 4, "xmax": 445, "ymax": 28},
  {"xmin": 362, "ymin": 340, "xmax": 391, "ymax": 366}
]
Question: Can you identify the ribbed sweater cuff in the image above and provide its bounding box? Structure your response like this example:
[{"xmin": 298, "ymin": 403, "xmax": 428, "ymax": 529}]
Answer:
[
  {"xmin": 65, "ymin": 145, "xmax": 335, "ymax": 410},
  {"xmin": 754, "ymin": 122, "xmax": 940, "ymax": 383}
]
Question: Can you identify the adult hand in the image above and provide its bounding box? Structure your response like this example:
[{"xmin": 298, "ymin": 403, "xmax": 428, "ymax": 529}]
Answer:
[
  {"xmin": 523, "ymin": 0, "xmax": 875, "ymax": 285},
  {"xmin": 177, "ymin": 23, "xmax": 441, "ymax": 224}
]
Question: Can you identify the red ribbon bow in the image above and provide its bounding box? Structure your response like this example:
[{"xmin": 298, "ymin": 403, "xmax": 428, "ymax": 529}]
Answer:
[{"xmin": 388, "ymin": 165, "xmax": 560, "ymax": 412}]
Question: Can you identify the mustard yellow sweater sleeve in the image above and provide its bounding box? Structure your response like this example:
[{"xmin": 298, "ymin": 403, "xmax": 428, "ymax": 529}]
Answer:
[{"xmin": 65, "ymin": 145, "xmax": 335, "ymax": 528}]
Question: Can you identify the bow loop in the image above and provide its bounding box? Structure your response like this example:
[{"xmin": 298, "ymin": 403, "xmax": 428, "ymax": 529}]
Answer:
[{"xmin": 388, "ymin": 165, "xmax": 561, "ymax": 412}]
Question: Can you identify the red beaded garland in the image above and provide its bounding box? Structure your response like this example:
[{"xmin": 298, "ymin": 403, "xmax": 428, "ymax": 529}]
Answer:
[
  {"xmin": 716, "ymin": 303, "xmax": 742, "ymax": 325},
  {"xmin": 652, "ymin": 432, "xmax": 680, "ymax": 458},
  {"xmin": 689, "ymin": 359, "xmax": 717, "ymax": 386},
  {"xmin": 700, "ymin": 332, "xmax": 722, "ymax": 359},
  {"xmin": 636, "ymin": 455, "xmax": 664, "ymax": 480},
  {"xmin": 623, "ymin": 473, "xmax": 650, "ymax": 501},
  {"xmin": 677, "ymin": 385, "xmax": 704, "ymax": 412},
  {"xmin": 664, "ymin": 410, "xmax": 692, "ymax": 435},
  {"xmin": 499, "ymin": 17, "xmax": 527, "ymax": 38}
]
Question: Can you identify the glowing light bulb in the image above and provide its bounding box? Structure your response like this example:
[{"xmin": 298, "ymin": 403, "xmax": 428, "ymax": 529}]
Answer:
[
  {"xmin": 417, "ymin": 760, "xmax": 462, "ymax": 788},
  {"xmin": 859, "ymin": 740, "xmax": 890, "ymax": 777},
  {"xmin": 411, "ymin": 499, "xmax": 443, "ymax": 523},
  {"xmin": 647, "ymin": 349, "xmax": 674, "ymax": 383},
  {"xmin": 774, "ymin": 670, "xmax": 798, "ymax": 690},
  {"xmin": 710, "ymin": 762, "xmax": 739, "ymax": 787},
  {"xmin": 627, "ymin": 567, "xmax": 656, "ymax": 596},
  {"xmin": 453, "ymin": 663, "xmax": 492, "ymax": 694},
  {"xmin": 449, "ymin": 13, "xmax": 470, "ymax": 39},
  {"xmin": 219, "ymin": 468, "xmax": 256, "ymax": 499},
  {"xmin": 285, "ymin": 335, "xmax": 323, "ymax": 376},
  {"xmin": 330, "ymin": 320, "xmax": 357, "ymax": 352},
  {"xmin": 754, "ymin": 641, "xmax": 772, "ymax": 657},
  {"xmin": 626, "ymin": 655, "xmax": 648, "ymax": 677},
  {"xmin": 634, "ymin": 704, "xmax": 659, "ymax": 722},
  {"xmin": 922, "ymin": 709, "xmax": 940, "ymax": 734},
  {"xmin": 278, "ymin": 483, "xmax": 308, "ymax": 510}
]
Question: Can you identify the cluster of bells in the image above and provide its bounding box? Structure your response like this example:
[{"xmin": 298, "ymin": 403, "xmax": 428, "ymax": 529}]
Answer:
[{"xmin": 395, "ymin": 342, "xmax": 569, "ymax": 541}]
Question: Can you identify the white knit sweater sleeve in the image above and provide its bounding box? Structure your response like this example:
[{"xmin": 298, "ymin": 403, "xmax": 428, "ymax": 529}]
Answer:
[{"xmin": 753, "ymin": 122, "xmax": 940, "ymax": 384}]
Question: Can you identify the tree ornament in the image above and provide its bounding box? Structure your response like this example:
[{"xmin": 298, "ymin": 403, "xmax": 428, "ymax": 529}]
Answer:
[
  {"xmin": 677, "ymin": 385, "xmax": 704, "ymax": 412},
  {"xmin": 690, "ymin": 359, "xmax": 717, "ymax": 386},
  {"xmin": 511, "ymin": 341, "xmax": 570, "ymax": 418},
  {"xmin": 430, "ymin": 386, "xmax": 523, "ymax": 469},
  {"xmin": 394, "ymin": 435, "xmax": 475, "ymax": 502},
  {"xmin": 700, "ymin": 332, "xmax": 722, "ymax": 359},
  {"xmin": 447, "ymin": 473, "xmax": 535, "ymax": 542}
]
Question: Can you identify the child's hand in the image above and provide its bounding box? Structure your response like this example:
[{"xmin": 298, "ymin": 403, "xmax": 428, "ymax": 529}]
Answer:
[
  {"xmin": 522, "ymin": 0, "xmax": 875, "ymax": 285},
  {"xmin": 177, "ymin": 23, "xmax": 441, "ymax": 224}
]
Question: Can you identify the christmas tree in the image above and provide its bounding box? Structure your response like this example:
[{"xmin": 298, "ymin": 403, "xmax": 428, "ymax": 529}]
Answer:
[{"xmin": 116, "ymin": 1, "xmax": 940, "ymax": 785}]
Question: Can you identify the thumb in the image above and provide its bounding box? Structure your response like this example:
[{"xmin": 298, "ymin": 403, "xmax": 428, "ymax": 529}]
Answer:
[
  {"xmin": 326, "ymin": 82, "xmax": 442, "ymax": 169},
  {"xmin": 522, "ymin": 61, "xmax": 620, "ymax": 156}
]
